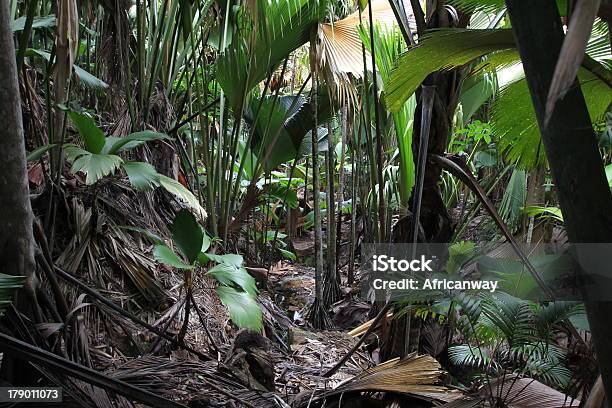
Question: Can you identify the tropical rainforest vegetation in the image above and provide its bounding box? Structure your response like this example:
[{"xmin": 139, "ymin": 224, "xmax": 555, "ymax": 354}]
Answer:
[{"xmin": 1, "ymin": 0, "xmax": 611, "ymax": 406}]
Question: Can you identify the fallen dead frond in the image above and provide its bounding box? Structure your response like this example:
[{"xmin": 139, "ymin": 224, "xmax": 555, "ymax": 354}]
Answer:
[
  {"xmin": 348, "ymin": 311, "xmax": 394, "ymax": 337},
  {"xmin": 327, "ymin": 354, "xmax": 460, "ymax": 402}
]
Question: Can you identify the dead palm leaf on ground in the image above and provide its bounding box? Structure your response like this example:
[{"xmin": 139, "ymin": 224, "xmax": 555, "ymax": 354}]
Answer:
[
  {"xmin": 321, "ymin": 354, "xmax": 463, "ymax": 403},
  {"xmin": 437, "ymin": 376, "xmax": 581, "ymax": 408}
]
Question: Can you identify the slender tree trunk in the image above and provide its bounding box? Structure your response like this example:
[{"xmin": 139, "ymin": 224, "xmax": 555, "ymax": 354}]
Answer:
[
  {"xmin": 308, "ymin": 72, "xmax": 330, "ymax": 328},
  {"xmin": 336, "ymin": 107, "xmax": 348, "ymax": 281},
  {"xmin": 324, "ymin": 122, "xmax": 340, "ymax": 305},
  {"xmin": 506, "ymin": 0, "xmax": 612, "ymax": 400},
  {"xmin": 0, "ymin": 0, "xmax": 39, "ymax": 382},
  {"xmin": 525, "ymin": 165, "xmax": 551, "ymax": 246}
]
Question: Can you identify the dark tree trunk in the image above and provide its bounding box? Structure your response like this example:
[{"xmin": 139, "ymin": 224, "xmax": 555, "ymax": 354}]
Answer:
[
  {"xmin": 0, "ymin": 0, "xmax": 37, "ymax": 312},
  {"xmin": 0, "ymin": 0, "xmax": 39, "ymax": 383},
  {"xmin": 506, "ymin": 0, "xmax": 612, "ymax": 400},
  {"xmin": 383, "ymin": 2, "xmax": 467, "ymax": 361}
]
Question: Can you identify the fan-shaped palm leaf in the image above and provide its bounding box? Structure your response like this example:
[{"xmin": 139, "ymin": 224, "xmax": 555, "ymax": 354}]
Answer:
[{"xmin": 317, "ymin": 0, "xmax": 410, "ymax": 106}]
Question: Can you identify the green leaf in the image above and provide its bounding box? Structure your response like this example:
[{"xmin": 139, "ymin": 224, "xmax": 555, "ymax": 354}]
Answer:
[
  {"xmin": 245, "ymin": 93, "xmax": 334, "ymax": 172},
  {"xmin": 0, "ymin": 273, "xmax": 26, "ymax": 316},
  {"xmin": 116, "ymin": 226, "xmax": 165, "ymax": 245},
  {"xmin": 446, "ymin": 241, "xmax": 477, "ymax": 274},
  {"xmin": 267, "ymin": 182, "xmax": 299, "ymax": 208},
  {"xmin": 606, "ymin": 163, "xmax": 612, "ymax": 187},
  {"xmin": 569, "ymin": 312, "xmax": 590, "ymax": 331},
  {"xmin": 207, "ymin": 264, "xmax": 258, "ymax": 296},
  {"xmin": 67, "ymin": 111, "xmax": 106, "ymax": 154},
  {"xmin": 498, "ymin": 168, "xmax": 527, "ymax": 233},
  {"xmin": 460, "ymin": 72, "xmax": 498, "ymax": 122},
  {"xmin": 217, "ymin": 0, "xmax": 325, "ymax": 109},
  {"xmin": 122, "ymin": 161, "xmax": 160, "ymax": 191},
  {"xmin": 103, "ymin": 131, "xmax": 170, "ymax": 155},
  {"xmin": 153, "ymin": 245, "xmax": 194, "ymax": 269},
  {"xmin": 64, "ymin": 145, "xmax": 122, "ymax": 184},
  {"xmin": 171, "ymin": 210, "xmax": 204, "ymax": 264},
  {"xmin": 201, "ymin": 233, "xmax": 211, "ymax": 253},
  {"xmin": 12, "ymin": 15, "xmax": 56, "ymax": 32},
  {"xmin": 216, "ymin": 286, "xmax": 262, "ymax": 330},
  {"xmin": 279, "ymin": 248, "xmax": 297, "ymax": 261},
  {"xmin": 494, "ymin": 68, "xmax": 612, "ymax": 168},
  {"xmin": 158, "ymin": 174, "xmax": 207, "ymax": 216},
  {"xmin": 74, "ymin": 65, "xmax": 109, "ymax": 89},
  {"xmin": 26, "ymin": 144, "xmax": 56, "ymax": 161},
  {"xmin": 205, "ymin": 253, "xmax": 243, "ymax": 267},
  {"xmin": 386, "ymin": 29, "xmax": 516, "ymax": 112},
  {"xmin": 523, "ymin": 206, "xmax": 564, "ymax": 222},
  {"xmin": 24, "ymin": 49, "xmax": 108, "ymax": 89},
  {"xmin": 447, "ymin": 0, "xmax": 568, "ymax": 15}
]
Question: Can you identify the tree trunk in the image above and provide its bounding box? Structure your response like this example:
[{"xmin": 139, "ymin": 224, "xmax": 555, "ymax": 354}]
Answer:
[
  {"xmin": 324, "ymin": 122, "xmax": 341, "ymax": 305},
  {"xmin": 0, "ymin": 0, "xmax": 37, "ymax": 314},
  {"xmin": 0, "ymin": 0, "xmax": 39, "ymax": 382},
  {"xmin": 506, "ymin": 0, "xmax": 612, "ymax": 400},
  {"xmin": 383, "ymin": 1, "xmax": 467, "ymax": 361}
]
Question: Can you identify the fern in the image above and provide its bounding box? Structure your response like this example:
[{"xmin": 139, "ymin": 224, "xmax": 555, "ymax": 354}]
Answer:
[{"xmin": 449, "ymin": 344, "xmax": 497, "ymax": 370}]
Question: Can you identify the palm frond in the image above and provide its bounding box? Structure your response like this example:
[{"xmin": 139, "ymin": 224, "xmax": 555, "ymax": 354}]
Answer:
[
  {"xmin": 481, "ymin": 292, "xmax": 534, "ymax": 347},
  {"xmin": 318, "ymin": 0, "xmax": 408, "ymax": 106},
  {"xmin": 449, "ymin": 344, "xmax": 496, "ymax": 370},
  {"xmin": 217, "ymin": 0, "xmax": 326, "ymax": 109},
  {"xmin": 486, "ymin": 376, "xmax": 580, "ymax": 408},
  {"xmin": 323, "ymin": 354, "xmax": 456, "ymax": 401},
  {"xmin": 493, "ymin": 67, "xmax": 611, "ymax": 168},
  {"xmin": 360, "ymin": 22, "xmax": 416, "ymax": 205},
  {"xmin": 386, "ymin": 29, "xmax": 516, "ymax": 112},
  {"xmin": 498, "ymin": 168, "xmax": 527, "ymax": 233},
  {"xmin": 533, "ymin": 301, "xmax": 585, "ymax": 336},
  {"xmin": 447, "ymin": 0, "xmax": 568, "ymax": 14},
  {"xmin": 0, "ymin": 273, "xmax": 26, "ymax": 315}
]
